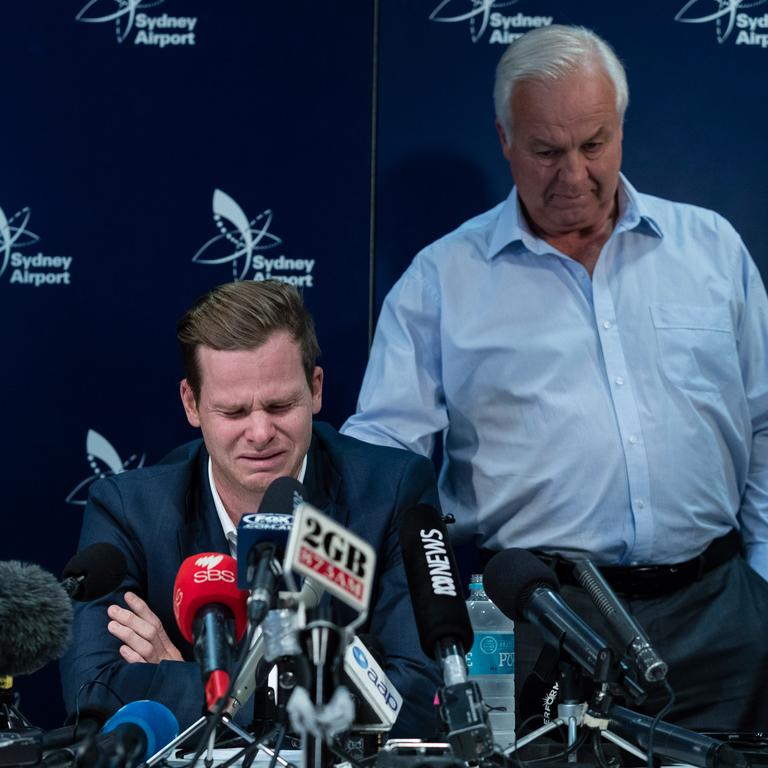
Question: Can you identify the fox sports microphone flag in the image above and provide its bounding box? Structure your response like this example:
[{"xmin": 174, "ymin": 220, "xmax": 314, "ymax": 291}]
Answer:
[
  {"xmin": 173, "ymin": 553, "xmax": 248, "ymax": 710},
  {"xmin": 236, "ymin": 475, "xmax": 306, "ymax": 589}
]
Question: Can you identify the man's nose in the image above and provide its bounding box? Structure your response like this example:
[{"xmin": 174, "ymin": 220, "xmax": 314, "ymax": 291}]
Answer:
[
  {"xmin": 558, "ymin": 150, "xmax": 588, "ymax": 185},
  {"xmin": 244, "ymin": 411, "xmax": 275, "ymax": 446}
]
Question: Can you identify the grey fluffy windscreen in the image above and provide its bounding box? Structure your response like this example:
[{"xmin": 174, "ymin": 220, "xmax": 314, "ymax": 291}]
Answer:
[{"xmin": 0, "ymin": 560, "xmax": 73, "ymax": 676}]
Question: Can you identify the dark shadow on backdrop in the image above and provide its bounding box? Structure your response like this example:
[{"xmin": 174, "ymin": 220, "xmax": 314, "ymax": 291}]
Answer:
[{"xmin": 373, "ymin": 151, "xmax": 500, "ymax": 319}]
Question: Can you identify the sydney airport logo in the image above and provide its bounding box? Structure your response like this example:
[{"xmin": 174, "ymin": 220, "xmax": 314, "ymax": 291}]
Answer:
[
  {"xmin": 193, "ymin": 189, "xmax": 315, "ymax": 288},
  {"xmin": 66, "ymin": 429, "xmax": 146, "ymax": 505},
  {"xmin": 429, "ymin": 0, "xmax": 554, "ymax": 44},
  {"xmin": 0, "ymin": 203, "xmax": 72, "ymax": 287},
  {"xmin": 675, "ymin": 0, "xmax": 768, "ymax": 47},
  {"xmin": 75, "ymin": 0, "xmax": 198, "ymax": 48}
]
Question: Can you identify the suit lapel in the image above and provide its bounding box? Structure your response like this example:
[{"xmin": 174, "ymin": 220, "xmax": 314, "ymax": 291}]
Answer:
[
  {"xmin": 177, "ymin": 445, "xmax": 229, "ymax": 559},
  {"xmin": 303, "ymin": 429, "xmax": 348, "ymax": 527}
]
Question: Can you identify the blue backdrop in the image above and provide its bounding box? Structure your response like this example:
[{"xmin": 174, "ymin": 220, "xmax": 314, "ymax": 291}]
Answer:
[{"xmin": 1, "ymin": 0, "xmax": 765, "ymax": 728}]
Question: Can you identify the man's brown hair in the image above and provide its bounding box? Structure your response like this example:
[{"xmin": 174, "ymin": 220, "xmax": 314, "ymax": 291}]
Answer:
[{"xmin": 177, "ymin": 280, "xmax": 321, "ymax": 401}]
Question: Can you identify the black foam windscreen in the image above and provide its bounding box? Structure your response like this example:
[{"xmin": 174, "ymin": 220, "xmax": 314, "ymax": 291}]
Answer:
[
  {"xmin": 257, "ymin": 475, "xmax": 306, "ymax": 515},
  {"xmin": 483, "ymin": 548, "xmax": 560, "ymax": 622},
  {"xmin": 399, "ymin": 504, "xmax": 473, "ymax": 658},
  {"xmin": 62, "ymin": 542, "xmax": 128, "ymax": 601},
  {"xmin": 0, "ymin": 560, "xmax": 73, "ymax": 675}
]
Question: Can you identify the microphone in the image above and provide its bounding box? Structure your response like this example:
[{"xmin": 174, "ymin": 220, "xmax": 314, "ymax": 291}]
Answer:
[
  {"xmin": 0, "ymin": 561, "xmax": 73, "ymax": 676},
  {"xmin": 342, "ymin": 634, "xmax": 402, "ymax": 731},
  {"xmin": 606, "ymin": 705, "xmax": 747, "ymax": 768},
  {"xmin": 98, "ymin": 699, "xmax": 179, "ymax": 763},
  {"xmin": 399, "ymin": 504, "xmax": 473, "ymax": 667},
  {"xmin": 42, "ymin": 700, "xmax": 179, "ymax": 767},
  {"xmin": 400, "ymin": 504, "xmax": 494, "ymax": 761},
  {"xmin": 40, "ymin": 708, "xmax": 107, "ymax": 751},
  {"xmin": 61, "ymin": 543, "xmax": 127, "ymax": 601},
  {"xmin": 226, "ymin": 572, "xmax": 325, "ymax": 718},
  {"xmin": 573, "ymin": 560, "xmax": 668, "ymax": 683},
  {"xmin": 483, "ymin": 549, "xmax": 611, "ymax": 679},
  {"xmin": 0, "ymin": 543, "xmax": 129, "ymax": 678},
  {"xmin": 173, "ymin": 553, "xmax": 248, "ymax": 711},
  {"xmin": 237, "ymin": 476, "xmax": 305, "ymax": 622}
]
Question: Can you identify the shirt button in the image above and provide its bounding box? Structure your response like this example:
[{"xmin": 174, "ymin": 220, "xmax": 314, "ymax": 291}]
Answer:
[
  {"xmin": 603, "ymin": 320, "xmax": 612, "ymax": 329},
  {"xmin": 628, "ymin": 435, "xmax": 638, "ymax": 445},
  {"xmin": 635, "ymin": 499, "xmax": 645, "ymax": 509},
  {"xmin": 615, "ymin": 376, "xmax": 625, "ymax": 386}
]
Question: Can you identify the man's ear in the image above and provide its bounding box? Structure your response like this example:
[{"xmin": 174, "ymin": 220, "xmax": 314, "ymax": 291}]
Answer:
[
  {"xmin": 180, "ymin": 379, "xmax": 201, "ymax": 427},
  {"xmin": 496, "ymin": 119, "xmax": 513, "ymax": 162},
  {"xmin": 311, "ymin": 366, "xmax": 323, "ymax": 415}
]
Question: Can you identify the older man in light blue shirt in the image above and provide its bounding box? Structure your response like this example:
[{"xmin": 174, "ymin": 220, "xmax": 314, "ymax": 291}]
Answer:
[{"xmin": 343, "ymin": 25, "xmax": 768, "ymax": 731}]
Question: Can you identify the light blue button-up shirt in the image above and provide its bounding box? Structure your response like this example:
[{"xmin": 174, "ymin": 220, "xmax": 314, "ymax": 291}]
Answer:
[{"xmin": 342, "ymin": 176, "xmax": 768, "ymax": 579}]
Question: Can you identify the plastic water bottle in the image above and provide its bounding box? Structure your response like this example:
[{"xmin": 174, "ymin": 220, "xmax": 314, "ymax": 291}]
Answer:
[{"xmin": 466, "ymin": 573, "xmax": 516, "ymax": 748}]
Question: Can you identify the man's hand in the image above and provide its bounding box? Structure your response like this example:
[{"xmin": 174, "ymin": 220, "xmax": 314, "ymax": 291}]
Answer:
[{"xmin": 107, "ymin": 591, "xmax": 183, "ymax": 664}]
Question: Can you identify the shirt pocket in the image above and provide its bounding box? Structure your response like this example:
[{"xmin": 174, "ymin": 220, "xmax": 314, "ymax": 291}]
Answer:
[{"xmin": 650, "ymin": 303, "xmax": 738, "ymax": 393}]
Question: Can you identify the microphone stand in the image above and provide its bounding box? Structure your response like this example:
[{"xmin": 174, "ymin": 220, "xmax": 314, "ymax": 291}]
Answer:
[
  {"xmin": 510, "ymin": 661, "xmax": 604, "ymax": 762},
  {"xmin": 509, "ymin": 649, "xmax": 647, "ymax": 763},
  {"xmin": 0, "ymin": 676, "xmax": 34, "ymax": 731},
  {"xmin": 145, "ymin": 607, "xmax": 296, "ymax": 768},
  {"xmin": 510, "ymin": 657, "xmax": 745, "ymax": 768},
  {"xmin": 298, "ymin": 608, "xmax": 345, "ymax": 768},
  {"xmin": 143, "ymin": 709, "xmax": 297, "ymax": 768}
]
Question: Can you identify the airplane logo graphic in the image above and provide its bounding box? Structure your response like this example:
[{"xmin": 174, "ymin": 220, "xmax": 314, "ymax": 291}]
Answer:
[
  {"xmin": 0, "ymin": 204, "xmax": 40, "ymax": 279},
  {"xmin": 192, "ymin": 189, "xmax": 282, "ymax": 281},
  {"xmin": 75, "ymin": 0, "xmax": 165, "ymax": 44},
  {"xmin": 66, "ymin": 429, "xmax": 146, "ymax": 505}
]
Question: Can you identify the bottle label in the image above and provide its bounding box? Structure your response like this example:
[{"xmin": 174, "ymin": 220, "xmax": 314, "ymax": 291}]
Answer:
[{"xmin": 466, "ymin": 632, "xmax": 515, "ymax": 675}]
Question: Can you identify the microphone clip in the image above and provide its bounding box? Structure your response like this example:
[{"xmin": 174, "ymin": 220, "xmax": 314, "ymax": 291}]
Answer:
[{"xmin": 437, "ymin": 680, "xmax": 495, "ymax": 762}]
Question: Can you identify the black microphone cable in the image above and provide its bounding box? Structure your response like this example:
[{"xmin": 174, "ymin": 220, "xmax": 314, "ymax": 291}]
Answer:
[{"xmin": 645, "ymin": 679, "xmax": 676, "ymax": 768}]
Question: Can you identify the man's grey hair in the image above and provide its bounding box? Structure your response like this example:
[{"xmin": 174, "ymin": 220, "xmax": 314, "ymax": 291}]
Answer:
[{"xmin": 493, "ymin": 25, "xmax": 629, "ymax": 141}]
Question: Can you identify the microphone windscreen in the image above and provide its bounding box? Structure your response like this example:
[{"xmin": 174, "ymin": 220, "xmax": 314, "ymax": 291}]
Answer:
[
  {"xmin": 173, "ymin": 553, "xmax": 247, "ymax": 643},
  {"xmin": 236, "ymin": 476, "xmax": 306, "ymax": 587},
  {"xmin": 0, "ymin": 561, "xmax": 73, "ymax": 675},
  {"xmin": 62, "ymin": 543, "xmax": 128, "ymax": 601},
  {"xmin": 399, "ymin": 504, "xmax": 473, "ymax": 658},
  {"xmin": 100, "ymin": 700, "xmax": 179, "ymax": 761},
  {"xmin": 483, "ymin": 549, "xmax": 560, "ymax": 622},
  {"xmin": 258, "ymin": 476, "xmax": 307, "ymax": 515},
  {"xmin": 41, "ymin": 706, "xmax": 112, "ymax": 750}
]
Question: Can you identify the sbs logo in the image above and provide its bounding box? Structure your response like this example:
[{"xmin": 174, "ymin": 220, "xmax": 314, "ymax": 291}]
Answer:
[
  {"xmin": 193, "ymin": 554, "xmax": 235, "ymax": 583},
  {"xmin": 195, "ymin": 554, "xmax": 224, "ymax": 569}
]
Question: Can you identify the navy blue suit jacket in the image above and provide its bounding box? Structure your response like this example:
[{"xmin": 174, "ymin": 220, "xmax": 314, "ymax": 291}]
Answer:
[{"xmin": 60, "ymin": 422, "xmax": 442, "ymax": 737}]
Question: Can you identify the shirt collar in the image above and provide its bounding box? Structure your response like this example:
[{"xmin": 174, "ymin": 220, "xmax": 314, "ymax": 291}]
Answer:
[
  {"xmin": 486, "ymin": 173, "xmax": 662, "ymax": 261},
  {"xmin": 208, "ymin": 454, "xmax": 309, "ymax": 557}
]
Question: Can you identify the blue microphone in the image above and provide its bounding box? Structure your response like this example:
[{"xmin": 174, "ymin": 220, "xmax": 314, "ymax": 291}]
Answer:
[
  {"xmin": 236, "ymin": 476, "xmax": 306, "ymax": 622},
  {"xmin": 43, "ymin": 700, "xmax": 179, "ymax": 767},
  {"xmin": 99, "ymin": 699, "xmax": 179, "ymax": 762}
]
